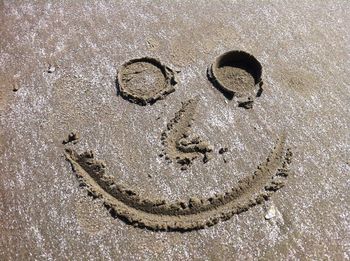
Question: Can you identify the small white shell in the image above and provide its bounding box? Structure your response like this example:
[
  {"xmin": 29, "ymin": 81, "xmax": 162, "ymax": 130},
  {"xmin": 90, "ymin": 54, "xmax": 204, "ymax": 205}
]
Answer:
[
  {"xmin": 48, "ymin": 65, "xmax": 56, "ymax": 73},
  {"xmin": 265, "ymin": 205, "xmax": 276, "ymax": 220}
]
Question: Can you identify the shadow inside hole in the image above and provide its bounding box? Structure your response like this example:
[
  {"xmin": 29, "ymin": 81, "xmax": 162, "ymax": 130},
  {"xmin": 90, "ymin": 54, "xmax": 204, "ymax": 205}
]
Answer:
[
  {"xmin": 207, "ymin": 50, "xmax": 263, "ymax": 100},
  {"xmin": 207, "ymin": 67, "xmax": 234, "ymax": 100},
  {"xmin": 215, "ymin": 50, "xmax": 262, "ymax": 84}
]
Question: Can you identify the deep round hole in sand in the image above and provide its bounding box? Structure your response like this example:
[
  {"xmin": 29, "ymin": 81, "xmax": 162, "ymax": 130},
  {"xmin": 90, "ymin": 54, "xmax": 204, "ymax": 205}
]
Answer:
[{"xmin": 210, "ymin": 50, "xmax": 262, "ymax": 96}]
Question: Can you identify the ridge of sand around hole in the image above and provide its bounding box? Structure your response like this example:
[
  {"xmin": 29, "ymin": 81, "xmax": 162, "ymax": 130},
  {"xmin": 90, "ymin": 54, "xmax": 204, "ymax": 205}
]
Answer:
[{"xmin": 117, "ymin": 57, "xmax": 177, "ymax": 105}]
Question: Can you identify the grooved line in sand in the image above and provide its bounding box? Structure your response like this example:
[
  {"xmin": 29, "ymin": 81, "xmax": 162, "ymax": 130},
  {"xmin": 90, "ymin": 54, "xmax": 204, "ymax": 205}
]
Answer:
[
  {"xmin": 160, "ymin": 98, "xmax": 212, "ymax": 166},
  {"xmin": 65, "ymin": 135, "xmax": 292, "ymax": 231}
]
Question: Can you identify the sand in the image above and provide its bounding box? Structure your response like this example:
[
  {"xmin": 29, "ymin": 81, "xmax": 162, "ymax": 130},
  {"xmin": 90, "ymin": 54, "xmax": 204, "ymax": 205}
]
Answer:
[{"xmin": 0, "ymin": 1, "xmax": 349, "ymax": 260}]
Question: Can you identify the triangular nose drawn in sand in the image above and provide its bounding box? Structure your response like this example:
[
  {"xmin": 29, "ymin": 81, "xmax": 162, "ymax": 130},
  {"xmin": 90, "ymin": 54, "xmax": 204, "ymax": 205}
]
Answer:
[
  {"xmin": 64, "ymin": 133, "xmax": 292, "ymax": 232},
  {"xmin": 160, "ymin": 98, "xmax": 213, "ymax": 170}
]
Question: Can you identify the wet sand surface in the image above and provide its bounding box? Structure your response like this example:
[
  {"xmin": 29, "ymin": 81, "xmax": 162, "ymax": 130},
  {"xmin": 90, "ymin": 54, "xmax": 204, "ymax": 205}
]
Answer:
[{"xmin": 0, "ymin": 1, "xmax": 349, "ymax": 260}]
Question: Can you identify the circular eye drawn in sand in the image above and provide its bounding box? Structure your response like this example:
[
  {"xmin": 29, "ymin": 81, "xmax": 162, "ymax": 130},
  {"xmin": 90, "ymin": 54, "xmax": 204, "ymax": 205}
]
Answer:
[
  {"xmin": 117, "ymin": 57, "xmax": 177, "ymax": 105},
  {"xmin": 207, "ymin": 50, "xmax": 263, "ymax": 109}
]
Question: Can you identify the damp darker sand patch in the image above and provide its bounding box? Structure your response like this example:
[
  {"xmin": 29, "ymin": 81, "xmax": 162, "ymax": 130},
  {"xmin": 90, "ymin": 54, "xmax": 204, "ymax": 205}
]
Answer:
[
  {"xmin": 64, "ymin": 134, "xmax": 292, "ymax": 231},
  {"xmin": 160, "ymin": 98, "xmax": 213, "ymax": 169},
  {"xmin": 117, "ymin": 57, "xmax": 177, "ymax": 105},
  {"xmin": 208, "ymin": 50, "xmax": 263, "ymax": 109}
]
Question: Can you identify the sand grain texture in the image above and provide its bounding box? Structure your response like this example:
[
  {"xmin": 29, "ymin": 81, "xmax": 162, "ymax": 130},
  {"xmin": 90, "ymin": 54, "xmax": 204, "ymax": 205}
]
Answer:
[{"xmin": 0, "ymin": 1, "xmax": 349, "ymax": 260}]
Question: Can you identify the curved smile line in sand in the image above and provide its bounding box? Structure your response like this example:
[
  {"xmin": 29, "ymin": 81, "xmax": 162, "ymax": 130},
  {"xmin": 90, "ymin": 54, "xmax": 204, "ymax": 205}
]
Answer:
[{"xmin": 65, "ymin": 133, "xmax": 291, "ymax": 232}]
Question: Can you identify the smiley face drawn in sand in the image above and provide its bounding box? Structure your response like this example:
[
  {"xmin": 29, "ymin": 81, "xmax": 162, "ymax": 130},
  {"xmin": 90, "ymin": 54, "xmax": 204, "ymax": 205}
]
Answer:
[{"xmin": 64, "ymin": 50, "xmax": 292, "ymax": 231}]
